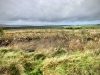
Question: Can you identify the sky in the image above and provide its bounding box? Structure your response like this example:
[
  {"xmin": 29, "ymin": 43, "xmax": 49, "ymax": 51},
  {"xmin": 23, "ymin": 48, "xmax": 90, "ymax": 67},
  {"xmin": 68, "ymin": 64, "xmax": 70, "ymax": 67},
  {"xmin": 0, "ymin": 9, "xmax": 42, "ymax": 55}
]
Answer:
[{"xmin": 0, "ymin": 0, "xmax": 100, "ymax": 25}]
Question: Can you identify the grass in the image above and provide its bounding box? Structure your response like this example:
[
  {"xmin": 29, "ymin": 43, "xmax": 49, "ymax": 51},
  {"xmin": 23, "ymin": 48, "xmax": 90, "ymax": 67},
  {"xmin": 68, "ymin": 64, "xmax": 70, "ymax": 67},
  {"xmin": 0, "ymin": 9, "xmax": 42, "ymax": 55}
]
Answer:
[
  {"xmin": 0, "ymin": 25, "xmax": 100, "ymax": 75},
  {"xmin": 42, "ymin": 49, "xmax": 100, "ymax": 75},
  {"xmin": 0, "ymin": 48, "xmax": 44, "ymax": 75},
  {"xmin": 0, "ymin": 48, "xmax": 100, "ymax": 75},
  {"xmin": 2, "ymin": 28, "xmax": 100, "ymax": 51}
]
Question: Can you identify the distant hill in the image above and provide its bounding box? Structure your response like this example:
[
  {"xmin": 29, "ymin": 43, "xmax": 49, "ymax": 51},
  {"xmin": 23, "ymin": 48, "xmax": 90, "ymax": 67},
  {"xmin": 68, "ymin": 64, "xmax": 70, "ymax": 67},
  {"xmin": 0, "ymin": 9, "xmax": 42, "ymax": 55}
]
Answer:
[
  {"xmin": 0, "ymin": 24, "xmax": 100, "ymax": 29},
  {"xmin": 0, "ymin": 24, "xmax": 33, "ymax": 27}
]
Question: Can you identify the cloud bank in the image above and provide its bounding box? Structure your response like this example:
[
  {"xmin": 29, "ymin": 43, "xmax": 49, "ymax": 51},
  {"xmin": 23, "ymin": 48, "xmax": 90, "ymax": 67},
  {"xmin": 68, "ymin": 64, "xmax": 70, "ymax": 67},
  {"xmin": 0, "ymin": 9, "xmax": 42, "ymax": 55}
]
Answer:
[{"xmin": 0, "ymin": 0, "xmax": 100, "ymax": 25}]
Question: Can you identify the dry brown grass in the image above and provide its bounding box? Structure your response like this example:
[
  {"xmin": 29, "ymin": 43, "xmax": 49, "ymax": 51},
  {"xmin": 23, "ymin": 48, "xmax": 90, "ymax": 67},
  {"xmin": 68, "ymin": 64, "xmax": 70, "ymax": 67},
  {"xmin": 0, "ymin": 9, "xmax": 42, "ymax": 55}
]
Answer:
[{"xmin": 1, "ymin": 29, "xmax": 100, "ymax": 52}]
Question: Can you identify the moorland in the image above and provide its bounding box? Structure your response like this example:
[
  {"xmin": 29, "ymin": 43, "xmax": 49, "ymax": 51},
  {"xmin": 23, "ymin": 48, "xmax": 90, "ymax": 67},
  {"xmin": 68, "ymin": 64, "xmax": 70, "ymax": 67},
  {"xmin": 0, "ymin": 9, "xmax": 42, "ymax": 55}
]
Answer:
[{"xmin": 0, "ymin": 24, "xmax": 100, "ymax": 75}]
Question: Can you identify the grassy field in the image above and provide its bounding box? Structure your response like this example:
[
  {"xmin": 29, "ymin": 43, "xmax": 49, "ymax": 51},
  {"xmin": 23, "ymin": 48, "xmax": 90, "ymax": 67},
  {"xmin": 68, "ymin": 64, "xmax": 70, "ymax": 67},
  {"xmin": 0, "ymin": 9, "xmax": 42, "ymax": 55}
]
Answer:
[{"xmin": 0, "ymin": 25, "xmax": 100, "ymax": 75}]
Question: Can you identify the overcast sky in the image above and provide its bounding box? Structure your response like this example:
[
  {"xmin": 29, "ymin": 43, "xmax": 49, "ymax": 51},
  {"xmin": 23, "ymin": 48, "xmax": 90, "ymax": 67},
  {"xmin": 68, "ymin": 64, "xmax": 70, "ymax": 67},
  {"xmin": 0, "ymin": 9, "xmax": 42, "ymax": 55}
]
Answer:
[{"xmin": 0, "ymin": 0, "xmax": 100, "ymax": 25}]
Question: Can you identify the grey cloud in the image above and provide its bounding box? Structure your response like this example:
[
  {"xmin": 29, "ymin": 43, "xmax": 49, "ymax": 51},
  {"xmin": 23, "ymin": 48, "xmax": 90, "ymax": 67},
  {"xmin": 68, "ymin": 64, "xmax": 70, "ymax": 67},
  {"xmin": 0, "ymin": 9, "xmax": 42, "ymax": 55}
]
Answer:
[{"xmin": 0, "ymin": 0, "xmax": 100, "ymax": 23}]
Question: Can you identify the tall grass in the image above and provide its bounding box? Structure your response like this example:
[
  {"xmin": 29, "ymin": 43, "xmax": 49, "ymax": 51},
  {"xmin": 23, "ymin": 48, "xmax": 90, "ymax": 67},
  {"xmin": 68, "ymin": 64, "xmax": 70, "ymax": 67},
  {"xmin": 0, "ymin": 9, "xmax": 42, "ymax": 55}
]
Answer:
[
  {"xmin": 0, "ymin": 48, "xmax": 100, "ymax": 75},
  {"xmin": 0, "ymin": 28, "xmax": 100, "ymax": 75}
]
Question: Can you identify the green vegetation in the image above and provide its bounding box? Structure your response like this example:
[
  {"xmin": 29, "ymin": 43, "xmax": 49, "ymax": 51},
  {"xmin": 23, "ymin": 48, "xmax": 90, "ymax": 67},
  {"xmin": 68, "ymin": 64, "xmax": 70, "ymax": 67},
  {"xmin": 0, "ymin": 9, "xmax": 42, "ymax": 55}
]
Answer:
[
  {"xmin": 0, "ymin": 48, "xmax": 100, "ymax": 75},
  {"xmin": 0, "ymin": 24, "xmax": 100, "ymax": 75},
  {"xmin": 64, "ymin": 24, "xmax": 100, "ymax": 29},
  {"xmin": 3, "ymin": 24, "xmax": 100, "ymax": 30},
  {"xmin": 0, "ymin": 48, "xmax": 44, "ymax": 75}
]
